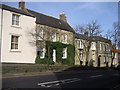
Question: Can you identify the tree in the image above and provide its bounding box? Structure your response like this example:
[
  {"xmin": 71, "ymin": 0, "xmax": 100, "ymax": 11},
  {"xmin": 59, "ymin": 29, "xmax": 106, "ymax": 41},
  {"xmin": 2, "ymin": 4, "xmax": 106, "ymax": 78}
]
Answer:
[
  {"xmin": 74, "ymin": 20, "xmax": 102, "ymax": 36},
  {"xmin": 106, "ymin": 22, "xmax": 120, "ymax": 67},
  {"xmin": 29, "ymin": 27, "xmax": 58, "ymax": 65},
  {"xmin": 74, "ymin": 20, "xmax": 102, "ymax": 66}
]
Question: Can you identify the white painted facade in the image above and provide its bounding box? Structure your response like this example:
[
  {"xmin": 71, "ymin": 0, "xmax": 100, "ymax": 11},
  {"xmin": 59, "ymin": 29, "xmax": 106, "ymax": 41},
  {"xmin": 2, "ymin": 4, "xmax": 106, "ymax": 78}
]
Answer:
[{"xmin": 0, "ymin": 8, "xmax": 37, "ymax": 63}]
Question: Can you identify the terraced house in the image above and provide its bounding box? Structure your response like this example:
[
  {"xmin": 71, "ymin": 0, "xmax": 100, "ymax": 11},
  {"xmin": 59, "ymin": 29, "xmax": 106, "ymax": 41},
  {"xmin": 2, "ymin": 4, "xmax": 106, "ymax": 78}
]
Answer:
[
  {"xmin": 1, "ymin": 1, "xmax": 115, "ymax": 67},
  {"xmin": 75, "ymin": 32, "xmax": 112, "ymax": 67},
  {"xmin": 0, "ymin": 1, "xmax": 75, "ymax": 64}
]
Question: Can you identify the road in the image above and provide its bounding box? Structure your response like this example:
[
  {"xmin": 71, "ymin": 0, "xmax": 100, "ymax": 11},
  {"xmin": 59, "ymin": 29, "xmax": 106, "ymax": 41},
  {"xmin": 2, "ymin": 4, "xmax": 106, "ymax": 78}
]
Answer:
[{"xmin": 2, "ymin": 70, "xmax": 120, "ymax": 89}]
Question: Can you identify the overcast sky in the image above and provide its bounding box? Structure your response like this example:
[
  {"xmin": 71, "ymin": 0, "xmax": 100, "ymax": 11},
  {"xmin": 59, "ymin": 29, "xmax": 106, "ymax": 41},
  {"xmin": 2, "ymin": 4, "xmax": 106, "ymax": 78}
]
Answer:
[{"xmin": 2, "ymin": 1, "xmax": 118, "ymax": 37}]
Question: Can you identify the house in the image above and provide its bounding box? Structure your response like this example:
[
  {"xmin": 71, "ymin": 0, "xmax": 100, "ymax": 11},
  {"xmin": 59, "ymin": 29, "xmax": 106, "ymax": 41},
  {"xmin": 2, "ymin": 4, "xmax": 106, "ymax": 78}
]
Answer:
[
  {"xmin": 0, "ymin": 3, "xmax": 36, "ymax": 63},
  {"xmin": 112, "ymin": 49, "xmax": 120, "ymax": 67},
  {"xmin": 0, "ymin": 0, "xmax": 75, "ymax": 64},
  {"xmin": 74, "ymin": 31, "xmax": 112, "ymax": 67}
]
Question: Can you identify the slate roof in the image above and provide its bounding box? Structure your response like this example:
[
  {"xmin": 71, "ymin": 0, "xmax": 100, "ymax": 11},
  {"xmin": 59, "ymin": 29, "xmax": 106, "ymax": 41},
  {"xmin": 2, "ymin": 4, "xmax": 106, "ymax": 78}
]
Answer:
[
  {"xmin": 90, "ymin": 36, "xmax": 111, "ymax": 43},
  {"xmin": 27, "ymin": 9, "xmax": 75, "ymax": 33},
  {"xmin": 75, "ymin": 33, "xmax": 111, "ymax": 43},
  {"xmin": 0, "ymin": 4, "xmax": 35, "ymax": 17},
  {"xmin": 75, "ymin": 33, "xmax": 89, "ymax": 40}
]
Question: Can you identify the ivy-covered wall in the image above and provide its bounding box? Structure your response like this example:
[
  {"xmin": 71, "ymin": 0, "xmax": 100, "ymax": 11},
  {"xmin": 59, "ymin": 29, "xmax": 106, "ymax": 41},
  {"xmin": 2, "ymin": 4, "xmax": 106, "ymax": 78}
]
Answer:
[{"xmin": 35, "ymin": 41, "xmax": 75, "ymax": 65}]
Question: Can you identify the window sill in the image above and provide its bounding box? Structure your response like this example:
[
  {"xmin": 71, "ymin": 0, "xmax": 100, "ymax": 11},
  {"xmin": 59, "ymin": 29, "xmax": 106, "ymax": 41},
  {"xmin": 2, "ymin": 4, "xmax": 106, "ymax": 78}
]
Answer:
[
  {"xmin": 62, "ymin": 57, "xmax": 67, "ymax": 59},
  {"xmin": 11, "ymin": 25, "xmax": 21, "ymax": 29},
  {"xmin": 10, "ymin": 50, "xmax": 21, "ymax": 53}
]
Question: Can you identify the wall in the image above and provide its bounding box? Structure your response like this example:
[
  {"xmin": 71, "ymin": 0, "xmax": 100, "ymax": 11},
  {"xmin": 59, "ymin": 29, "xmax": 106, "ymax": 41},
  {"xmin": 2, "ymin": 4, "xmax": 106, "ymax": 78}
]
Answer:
[{"xmin": 1, "ymin": 9, "xmax": 36, "ymax": 63}]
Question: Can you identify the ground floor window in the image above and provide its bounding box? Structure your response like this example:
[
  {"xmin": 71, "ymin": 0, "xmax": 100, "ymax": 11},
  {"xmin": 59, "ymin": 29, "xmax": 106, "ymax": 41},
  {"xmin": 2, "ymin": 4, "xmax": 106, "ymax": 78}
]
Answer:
[
  {"xmin": 37, "ymin": 47, "xmax": 45, "ymax": 59},
  {"xmin": 79, "ymin": 53, "xmax": 83, "ymax": 61},
  {"xmin": 11, "ymin": 35, "xmax": 19, "ymax": 50},
  {"xmin": 62, "ymin": 48, "xmax": 67, "ymax": 59}
]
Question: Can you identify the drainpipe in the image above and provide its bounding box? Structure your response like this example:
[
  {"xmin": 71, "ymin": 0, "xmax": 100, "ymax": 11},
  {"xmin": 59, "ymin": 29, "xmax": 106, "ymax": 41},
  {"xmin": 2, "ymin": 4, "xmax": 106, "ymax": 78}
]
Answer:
[{"xmin": 0, "ymin": 5, "xmax": 3, "ymax": 63}]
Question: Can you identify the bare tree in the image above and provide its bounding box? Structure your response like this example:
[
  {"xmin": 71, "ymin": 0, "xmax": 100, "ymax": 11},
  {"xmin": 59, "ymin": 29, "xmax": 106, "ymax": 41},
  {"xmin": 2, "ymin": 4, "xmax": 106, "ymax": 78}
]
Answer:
[
  {"xmin": 106, "ymin": 22, "xmax": 120, "ymax": 67},
  {"xmin": 29, "ymin": 27, "xmax": 59, "ymax": 65},
  {"xmin": 74, "ymin": 20, "xmax": 102, "ymax": 66},
  {"xmin": 87, "ymin": 20, "xmax": 102, "ymax": 36},
  {"xmin": 74, "ymin": 20, "xmax": 102, "ymax": 36}
]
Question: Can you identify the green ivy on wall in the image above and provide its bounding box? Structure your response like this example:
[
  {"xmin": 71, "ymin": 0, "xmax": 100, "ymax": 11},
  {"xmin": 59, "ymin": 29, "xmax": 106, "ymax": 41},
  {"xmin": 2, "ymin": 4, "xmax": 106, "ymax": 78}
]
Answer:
[{"xmin": 35, "ymin": 41, "xmax": 75, "ymax": 65}]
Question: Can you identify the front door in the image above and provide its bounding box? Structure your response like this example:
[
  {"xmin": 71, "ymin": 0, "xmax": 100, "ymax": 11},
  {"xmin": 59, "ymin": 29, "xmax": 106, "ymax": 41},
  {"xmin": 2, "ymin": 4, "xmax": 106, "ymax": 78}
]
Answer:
[{"xmin": 53, "ymin": 49, "xmax": 56, "ymax": 62}]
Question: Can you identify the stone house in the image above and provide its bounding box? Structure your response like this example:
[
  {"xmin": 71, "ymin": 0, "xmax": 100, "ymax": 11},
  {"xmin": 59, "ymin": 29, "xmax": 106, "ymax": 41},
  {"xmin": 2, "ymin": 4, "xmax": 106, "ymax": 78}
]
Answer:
[
  {"xmin": 0, "ymin": 0, "xmax": 75, "ymax": 64},
  {"xmin": 112, "ymin": 49, "xmax": 120, "ymax": 67},
  {"xmin": 75, "ymin": 32, "xmax": 112, "ymax": 67}
]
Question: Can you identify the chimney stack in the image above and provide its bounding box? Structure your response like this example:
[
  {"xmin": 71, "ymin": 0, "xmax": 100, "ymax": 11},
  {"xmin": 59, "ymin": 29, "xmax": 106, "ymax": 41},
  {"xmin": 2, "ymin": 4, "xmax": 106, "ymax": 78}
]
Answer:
[
  {"xmin": 19, "ymin": 0, "xmax": 25, "ymax": 9},
  {"xmin": 59, "ymin": 11, "xmax": 67, "ymax": 22},
  {"xmin": 84, "ymin": 29, "xmax": 88, "ymax": 36}
]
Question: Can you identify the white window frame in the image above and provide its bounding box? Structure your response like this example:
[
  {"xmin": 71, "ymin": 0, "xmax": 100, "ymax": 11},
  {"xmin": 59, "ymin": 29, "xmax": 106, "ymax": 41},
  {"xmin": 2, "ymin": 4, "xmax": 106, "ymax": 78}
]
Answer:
[
  {"xmin": 79, "ymin": 53, "xmax": 83, "ymax": 61},
  {"xmin": 37, "ymin": 47, "xmax": 45, "ymax": 59},
  {"xmin": 100, "ymin": 43, "xmax": 102, "ymax": 51},
  {"xmin": 61, "ymin": 34, "xmax": 67, "ymax": 43},
  {"xmin": 92, "ymin": 54, "xmax": 95, "ymax": 60},
  {"xmin": 104, "ymin": 56, "xmax": 106, "ymax": 63},
  {"xmin": 10, "ymin": 35, "xmax": 19, "ymax": 51},
  {"xmin": 37, "ymin": 30, "xmax": 44, "ymax": 41},
  {"xmin": 52, "ymin": 32, "xmax": 56, "ymax": 42},
  {"xmin": 78, "ymin": 40, "xmax": 83, "ymax": 49},
  {"xmin": 62, "ymin": 48, "xmax": 67, "ymax": 59},
  {"xmin": 12, "ymin": 13, "xmax": 20, "ymax": 26},
  {"xmin": 91, "ymin": 42, "xmax": 96, "ymax": 50}
]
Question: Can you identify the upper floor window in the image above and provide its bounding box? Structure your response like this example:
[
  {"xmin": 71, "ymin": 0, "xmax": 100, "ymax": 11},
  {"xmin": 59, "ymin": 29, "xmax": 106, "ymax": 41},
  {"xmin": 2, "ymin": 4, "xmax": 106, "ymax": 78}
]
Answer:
[
  {"xmin": 91, "ymin": 42, "xmax": 96, "ymax": 50},
  {"xmin": 11, "ymin": 35, "xmax": 19, "ymax": 50},
  {"xmin": 78, "ymin": 40, "xmax": 83, "ymax": 49},
  {"xmin": 61, "ymin": 34, "xmax": 67, "ymax": 43},
  {"xmin": 100, "ymin": 43, "xmax": 102, "ymax": 51},
  {"xmin": 12, "ymin": 14, "xmax": 20, "ymax": 26},
  {"xmin": 37, "ymin": 30, "xmax": 43, "ymax": 40},
  {"xmin": 52, "ymin": 33, "xmax": 56, "ymax": 42}
]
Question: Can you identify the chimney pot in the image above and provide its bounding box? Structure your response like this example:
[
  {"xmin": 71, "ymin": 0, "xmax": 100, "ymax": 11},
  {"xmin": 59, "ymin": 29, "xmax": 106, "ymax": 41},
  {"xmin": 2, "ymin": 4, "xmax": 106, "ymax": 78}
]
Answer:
[
  {"xmin": 59, "ymin": 11, "xmax": 67, "ymax": 22},
  {"xmin": 19, "ymin": 0, "xmax": 25, "ymax": 9}
]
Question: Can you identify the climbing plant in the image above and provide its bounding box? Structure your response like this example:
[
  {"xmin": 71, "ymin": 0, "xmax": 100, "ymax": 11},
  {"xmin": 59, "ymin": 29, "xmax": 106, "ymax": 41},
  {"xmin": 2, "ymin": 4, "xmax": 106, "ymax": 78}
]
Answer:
[{"xmin": 35, "ymin": 41, "xmax": 75, "ymax": 65}]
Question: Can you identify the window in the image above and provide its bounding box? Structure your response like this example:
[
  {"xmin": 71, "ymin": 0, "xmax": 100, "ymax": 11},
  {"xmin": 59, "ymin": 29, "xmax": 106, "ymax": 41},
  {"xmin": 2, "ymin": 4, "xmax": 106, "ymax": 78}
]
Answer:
[
  {"xmin": 62, "ymin": 48, "xmax": 67, "ymax": 59},
  {"xmin": 79, "ymin": 53, "xmax": 83, "ymax": 61},
  {"xmin": 37, "ymin": 30, "xmax": 43, "ymax": 40},
  {"xmin": 100, "ymin": 43, "xmax": 102, "ymax": 51},
  {"xmin": 52, "ymin": 33, "xmax": 56, "ymax": 42},
  {"xmin": 78, "ymin": 40, "xmax": 83, "ymax": 49},
  {"xmin": 12, "ymin": 14, "xmax": 20, "ymax": 26},
  {"xmin": 37, "ymin": 47, "xmax": 45, "ymax": 59},
  {"xmin": 92, "ymin": 54, "xmax": 95, "ymax": 60},
  {"xmin": 104, "ymin": 56, "xmax": 106, "ymax": 64},
  {"xmin": 11, "ymin": 35, "xmax": 19, "ymax": 50},
  {"xmin": 91, "ymin": 42, "xmax": 96, "ymax": 50},
  {"xmin": 61, "ymin": 34, "xmax": 67, "ymax": 43}
]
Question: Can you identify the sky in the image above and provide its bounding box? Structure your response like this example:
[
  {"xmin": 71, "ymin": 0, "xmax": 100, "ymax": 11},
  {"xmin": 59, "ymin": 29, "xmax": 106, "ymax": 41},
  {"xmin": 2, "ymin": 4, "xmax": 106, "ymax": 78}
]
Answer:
[{"xmin": 1, "ymin": 1, "xmax": 118, "ymax": 37}]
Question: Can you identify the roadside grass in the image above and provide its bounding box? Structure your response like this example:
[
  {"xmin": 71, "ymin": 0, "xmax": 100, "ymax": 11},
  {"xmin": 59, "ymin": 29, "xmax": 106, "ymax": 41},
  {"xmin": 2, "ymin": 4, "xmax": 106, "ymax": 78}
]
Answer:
[
  {"xmin": 2, "ymin": 64, "xmax": 72, "ymax": 74},
  {"xmin": 2, "ymin": 63, "xmax": 113, "ymax": 74}
]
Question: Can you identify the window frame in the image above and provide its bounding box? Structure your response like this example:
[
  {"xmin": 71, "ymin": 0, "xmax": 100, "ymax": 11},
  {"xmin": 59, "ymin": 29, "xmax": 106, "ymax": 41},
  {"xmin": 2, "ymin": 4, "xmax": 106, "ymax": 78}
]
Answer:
[
  {"xmin": 12, "ymin": 13, "xmax": 20, "ymax": 26},
  {"xmin": 10, "ymin": 35, "xmax": 19, "ymax": 51},
  {"xmin": 37, "ymin": 47, "xmax": 45, "ymax": 59},
  {"xmin": 52, "ymin": 32, "xmax": 56, "ymax": 42},
  {"xmin": 62, "ymin": 48, "xmax": 67, "ymax": 59}
]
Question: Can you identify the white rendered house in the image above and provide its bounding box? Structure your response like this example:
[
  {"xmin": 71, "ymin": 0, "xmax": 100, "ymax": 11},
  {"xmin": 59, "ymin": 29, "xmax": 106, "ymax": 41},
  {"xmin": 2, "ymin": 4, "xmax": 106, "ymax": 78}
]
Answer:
[{"xmin": 0, "ymin": 3, "xmax": 36, "ymax": 63}]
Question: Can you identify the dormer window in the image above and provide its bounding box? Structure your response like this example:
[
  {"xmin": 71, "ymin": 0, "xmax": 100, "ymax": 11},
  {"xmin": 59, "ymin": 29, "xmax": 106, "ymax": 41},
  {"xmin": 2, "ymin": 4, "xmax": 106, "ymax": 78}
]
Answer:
[{"xmin": 12, "ymin": 14, "xmax": 20, "ymax": 26}]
